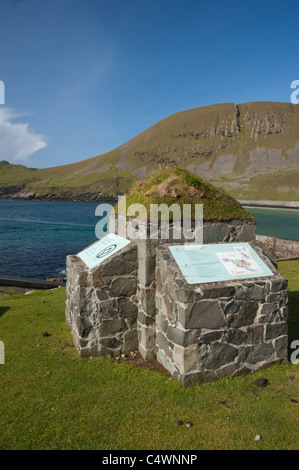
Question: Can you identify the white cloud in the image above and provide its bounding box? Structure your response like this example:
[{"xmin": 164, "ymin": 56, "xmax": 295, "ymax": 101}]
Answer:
[{"xmin": 0, "ymin": 108, "xmax": 47, "ymax": 164}]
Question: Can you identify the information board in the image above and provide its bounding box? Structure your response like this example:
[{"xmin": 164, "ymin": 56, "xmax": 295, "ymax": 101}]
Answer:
[
  {"xmin": 169, "ymin": 243, "xmax": 274, "ymax": 284},
  {"xmin": 77, "ymin": 233, "xmax": 131, "ymax": 269}
]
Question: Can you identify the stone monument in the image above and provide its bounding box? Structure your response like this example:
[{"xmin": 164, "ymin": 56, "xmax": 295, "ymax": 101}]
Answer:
[{"xmin": 65, "ymin": 169, "xmax": 288, "ymax": 385}]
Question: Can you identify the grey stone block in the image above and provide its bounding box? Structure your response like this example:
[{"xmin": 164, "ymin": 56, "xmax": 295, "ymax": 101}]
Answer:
[
  {"xmin": 126, "ymin": 315, "xmax": 137, "ymax": 329},
  {"xmin": 157, "ymin": 349, "xmax": 177, "ymax": 377},
  {"xmin": 139, "ymin": 325, "xmax": 156, "ymax": 352},
  {"xmin": 99, "ymin": 259, "xmax": 136, "ymax": 276},
  {"xmin": 138, "ymin": 257, "xmax": 156, "ymax": 287},
  {"xmin": 167, "ymin": 325, "xmax": 202, "ymax": 347},
  {"xmin": 117, "ymin": 298, "xmax": 138, "ymax": 318},
  {"xmin": 225, "ymin": 328, "xmax": 247, "ymax": 345},
  {"xmin": 237, "ymin": 223, "xmax": 256, "ymax": 242},
  {"xmin": 223, "ymin": 300, "xmax": 241, "ymax": 316},
  {"xmin": 204, "ymin": 343, "xmax": 238, "ymax": 369},
  {"xmin": 155, "ymin": 310, "xmax": 169, "ymax": 332},
  {"xmin": 216, "ymin": 363, "xmax": 240, "ymax": 378},
  {"xmin": 246, "ymin": 325, "xmax": 264, "ymax": 344},
  {"xmin": 246, "ymin": 342, "xmax": 275, "ymax": 364},
  {"xmin": 265, "ymin": 322, "xmax": 288, "ymax": 340},
  {"xmin": 123, "ymin": 328, "xmax": 138, "ymax": 354},
  {"xmin": 156, "ymin": 331, "xmax": 171, "ymax": 356},
  {"xmin": 260, "ymin": 302, "xmax": 279, "ymax": 317},
  {"xmin": 259, "ymin": 305, "xmax": 287, "ymax": 324},
  {"xmin": 182, "ymin": 370, "xmax": 217, "ymax": 386},
  {"xmin": 140, "ymin": 286, "xmax": 156, "ymax": 317},
  {"xmin": 267, "ymin": 291, "xmax": 287, "ymax": 302},
  {"xmin": 183, "ymin": 346, "xmax": 204, "ymax": 373},
  {"xmin": 96, "ymin": 289, "xmax": 109, "ymax": 301},
  {"xmin": 273, "ymin": 335, "xmax": 288, "ymax": 358},
  {"xmin": 100, "ymin": 337, "xmax": 122, "ymax": 349},
  {"xmin": 99, "ymin": 319, "xmax": 126, "ymax": 337},
  {"xmin": 200, "ymin": 284, "xmax": 236, "ymax": 299},
  {"xmin": 76, "ymin": 317, "xmax": 93, "ymax": 337},
  {"xmin": 230, "ymin": 301, "xmax": 258, "ymax": 327},
  {"xmin": 110, "ymin": 277, "xmax": 137, "ymax": 297},
  {"xmin": 175, "ymin": 288, "xmax": 203, "ymax": 303},
  {"xmin": 185, "ymin": 300, "xmax": 225, "ymax": 329},
  {"xmin": 270, "ymin": 278, "xmax": 288, "ymax": 293},
  {"xmin": 203, "ymin": 223, "xmax": 230, "ymax": 243},
  {"xmin": 122, "ymin": 247, "xmax": 138, "ymax": 263},
  {"xmin": 235, "ymin": 284, "xmax": 265, "ymax": 301},
  {"xmin": 138, "ymin": 309, "xmax": 156, "ymax": 326},
  {"xmin": 199, "ymin": 330, "xmax": 223, "ymax": 344}
]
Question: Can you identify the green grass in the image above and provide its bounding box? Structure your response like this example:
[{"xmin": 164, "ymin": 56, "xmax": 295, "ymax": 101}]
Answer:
[
  {"xmin": 278, "ymin": 260, "xmax": 299, "ymax": 351},
  {"xmin": 115, "ymin": 168, "xmax": 253, "ymax": 222},
  {"xmin": 0, "ymin": 269, "xmax": 298, "ymax": 450},
  {"xmin": 223, "ymin": 169, "xmax": 299, "ymax": 202},
  {"xmin": 0, "ymin": 289, "xmax": 17, "ymax": 296}
]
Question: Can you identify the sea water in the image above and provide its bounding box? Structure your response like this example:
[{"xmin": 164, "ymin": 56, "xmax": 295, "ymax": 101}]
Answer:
[
  {"xmin": 0, "ymin": 200, "xmax": 298, "ymax": 279},
  {"xmin": 0, "ymin": 200, "xmax": 101, "ymax": 278}
]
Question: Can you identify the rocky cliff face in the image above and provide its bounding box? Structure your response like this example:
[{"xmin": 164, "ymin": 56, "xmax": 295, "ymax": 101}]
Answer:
[{"xmin": 120, "ymin": 102, "xmax": 299, "ymax": 181}]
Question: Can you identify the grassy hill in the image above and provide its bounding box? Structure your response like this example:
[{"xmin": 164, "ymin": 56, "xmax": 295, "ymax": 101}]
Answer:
[{"xmin": 1, "ymin": 101, "xmax": 299, "ymax": 201}]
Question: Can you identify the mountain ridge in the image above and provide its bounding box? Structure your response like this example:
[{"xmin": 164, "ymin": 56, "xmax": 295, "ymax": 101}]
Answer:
[{"xmin": 0, "ymin": 101, "xmax": 299, "ymax": 202}]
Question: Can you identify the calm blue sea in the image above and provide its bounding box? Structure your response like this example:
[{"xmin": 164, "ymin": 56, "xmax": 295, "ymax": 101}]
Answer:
[
  {"xmin": 0, "ymin": 200, "xmax": 102, "ymax": 278},
  {"xmin": 0, "ymin": 200, "xmax": 298, "ymax": 279}
]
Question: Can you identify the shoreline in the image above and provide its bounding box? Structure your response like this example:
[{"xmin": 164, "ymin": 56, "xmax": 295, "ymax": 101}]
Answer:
[
  {"xmin": 238, "ymin": 199, "xmax": 299, "ymax": 210},
  {"xmin": 1, "ymin": 196, "xmax": 299, "ymax": 209},
  {"xmin": 0, "ymin": 195, "xmax": 119, "ymax": 203}
]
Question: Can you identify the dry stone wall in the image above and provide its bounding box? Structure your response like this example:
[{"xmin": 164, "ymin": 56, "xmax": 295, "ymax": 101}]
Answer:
[
  {"xmin": 66, "ymin": 242, "xmax": 138, "ymax": 357},
  {"xmin": 155, "ymin": 245, "xmax": 288, "ymax": 386},
  {"xmin": 66, "ymin": 215, "xmax": 289, "ymax": 386},
  {"xmin": 135, "ymin": 218, "xmax": 256, "ymax": 361},
  {"xmin": 256, "ymin": 234, "xmax": 299, "ymax": 260}
]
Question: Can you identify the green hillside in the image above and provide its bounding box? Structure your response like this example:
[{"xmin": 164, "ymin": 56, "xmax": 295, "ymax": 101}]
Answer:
[{"xmin": 1, "ymin": 101, "xmax": 299, "ymax": 201}]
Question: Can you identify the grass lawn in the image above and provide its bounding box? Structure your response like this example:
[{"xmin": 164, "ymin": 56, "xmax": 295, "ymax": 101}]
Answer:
[{"xmin": 0, "ymin": 262, "xmax": 298, "ymax": 450}]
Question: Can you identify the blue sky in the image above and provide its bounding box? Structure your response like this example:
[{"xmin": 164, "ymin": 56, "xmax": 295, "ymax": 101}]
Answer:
[{"xmin": 0, "ymin": 0, "xmax": 299, "ymax": 168}]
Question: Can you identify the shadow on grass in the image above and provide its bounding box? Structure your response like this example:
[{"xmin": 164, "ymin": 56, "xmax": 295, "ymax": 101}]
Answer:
[
  {"xmin": 0, "ymin": 306, "xmax": 10, "ymax": 319},
  {"xmin": 288, "ymin": 290, "xmax": 299, "ymax": 355}
]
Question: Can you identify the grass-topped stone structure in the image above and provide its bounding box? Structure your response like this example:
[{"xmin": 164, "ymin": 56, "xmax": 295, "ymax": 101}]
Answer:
[{"xmin": 66, "ymin": 169, "xmax": 288, "ymax": 385}]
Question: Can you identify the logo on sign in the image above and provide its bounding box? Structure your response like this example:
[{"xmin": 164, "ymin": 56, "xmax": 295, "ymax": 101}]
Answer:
[{"xmin": 96, "ymin": 244, "xmax": 117, "ymax": 259}]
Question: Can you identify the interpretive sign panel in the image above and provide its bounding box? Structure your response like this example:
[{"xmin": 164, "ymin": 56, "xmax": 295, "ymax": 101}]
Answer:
[
  {"xmin": 77, "ymin": 233, "xmax": 131, "ymax": 269},
  {"xmin": 169, "ymin": 242, "xmax": 274, "ymax": 284}
]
